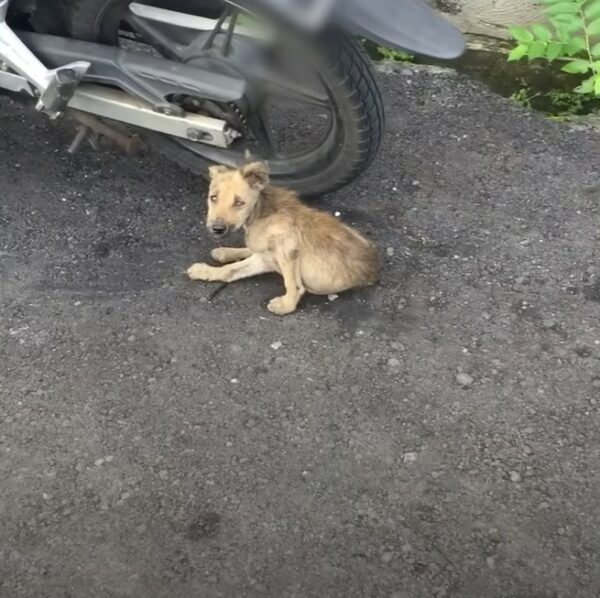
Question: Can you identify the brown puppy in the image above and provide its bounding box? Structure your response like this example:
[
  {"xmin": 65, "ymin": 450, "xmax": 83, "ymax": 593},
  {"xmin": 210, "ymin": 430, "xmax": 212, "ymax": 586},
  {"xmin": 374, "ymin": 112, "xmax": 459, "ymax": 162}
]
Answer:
[{"xmin": 187, "ymin": 162, "xmax": 379, "ymax": 315}]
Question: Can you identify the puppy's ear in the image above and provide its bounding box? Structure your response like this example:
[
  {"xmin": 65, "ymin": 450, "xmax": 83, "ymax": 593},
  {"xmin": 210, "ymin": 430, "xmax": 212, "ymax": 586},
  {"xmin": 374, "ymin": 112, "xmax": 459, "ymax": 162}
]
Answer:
[
  {"xmin": 208, "ymin": 165, "xmax": 229, "ymax": 179},
  {"xmin": 242, "ymin": 161, "xmax": 269, "ymax": 190}
]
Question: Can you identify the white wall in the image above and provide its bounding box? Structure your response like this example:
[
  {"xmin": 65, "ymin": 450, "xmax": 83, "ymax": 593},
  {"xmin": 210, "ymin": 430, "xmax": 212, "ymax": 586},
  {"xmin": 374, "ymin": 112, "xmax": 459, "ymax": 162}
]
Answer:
[{"xmin": 433, "ymin": 0, "xmax": 540, "ymax": 39}]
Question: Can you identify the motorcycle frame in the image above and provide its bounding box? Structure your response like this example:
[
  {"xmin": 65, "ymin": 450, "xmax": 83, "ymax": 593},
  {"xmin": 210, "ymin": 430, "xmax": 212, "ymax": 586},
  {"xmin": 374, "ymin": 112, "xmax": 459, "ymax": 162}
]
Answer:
[{"xmin": 0, "ymin": 0, "xmax": 243, "ymax": 148}]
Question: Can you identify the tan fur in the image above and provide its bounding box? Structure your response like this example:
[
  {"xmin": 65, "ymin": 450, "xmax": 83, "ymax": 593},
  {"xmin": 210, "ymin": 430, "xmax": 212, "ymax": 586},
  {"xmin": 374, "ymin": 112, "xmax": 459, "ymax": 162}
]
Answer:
[{"xmin": 187, "ymin": 162, "xmax": 379, "ymax": 315}]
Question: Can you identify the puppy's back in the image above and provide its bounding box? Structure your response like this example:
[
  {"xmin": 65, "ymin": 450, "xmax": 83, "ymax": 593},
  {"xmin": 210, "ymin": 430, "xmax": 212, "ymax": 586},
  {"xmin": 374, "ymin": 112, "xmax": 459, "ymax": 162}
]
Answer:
[{"xmin": 270, "ymin": 189, "xmax": 379, "ymax": 289}]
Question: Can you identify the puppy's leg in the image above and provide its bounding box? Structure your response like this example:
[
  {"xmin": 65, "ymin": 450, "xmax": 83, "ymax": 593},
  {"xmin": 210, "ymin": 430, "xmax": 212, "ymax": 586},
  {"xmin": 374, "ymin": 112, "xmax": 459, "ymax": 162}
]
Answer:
[
  {"xmin": 210, "ymin": 247, "xmax": 252, "ymax": 264},
  {"xmin": 268, "ymin": 247, "xmax": 304, "ymax": 316},
  {"xmin": 188, "ymin": 253, "xmax": 271, "ymax": 282}
]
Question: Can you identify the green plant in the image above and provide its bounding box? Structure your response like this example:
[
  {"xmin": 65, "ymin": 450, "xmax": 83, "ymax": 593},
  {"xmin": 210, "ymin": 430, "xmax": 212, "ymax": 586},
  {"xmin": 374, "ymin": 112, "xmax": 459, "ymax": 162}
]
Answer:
[
  {"xmin": 510, "ymin": 86, "xmax": 598, "ymax": 114},
  {"xmin": 376, "ymin": 47, "xmax": 414, "ymax": 62},
  {"xmin": 508, "ymin": 0, "xmax": 600, "ymax": 96},
  {"xmin": 510, "ymin": 88, "xmax": 541, "ymax": 109}
]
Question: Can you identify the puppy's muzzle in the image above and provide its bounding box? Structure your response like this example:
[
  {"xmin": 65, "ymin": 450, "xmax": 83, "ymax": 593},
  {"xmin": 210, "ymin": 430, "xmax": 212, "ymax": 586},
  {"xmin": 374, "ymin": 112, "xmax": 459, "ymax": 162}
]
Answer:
[{"xmin": 208, "ymin": 220, "xmax": 229, "ymax": 238}]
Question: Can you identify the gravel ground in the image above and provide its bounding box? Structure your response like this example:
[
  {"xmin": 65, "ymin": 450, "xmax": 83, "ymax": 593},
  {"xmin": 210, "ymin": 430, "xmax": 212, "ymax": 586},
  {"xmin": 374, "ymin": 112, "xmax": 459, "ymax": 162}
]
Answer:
[{"xmin": 1, "ymin": 66, "xmax": 600, "ymax": 598}]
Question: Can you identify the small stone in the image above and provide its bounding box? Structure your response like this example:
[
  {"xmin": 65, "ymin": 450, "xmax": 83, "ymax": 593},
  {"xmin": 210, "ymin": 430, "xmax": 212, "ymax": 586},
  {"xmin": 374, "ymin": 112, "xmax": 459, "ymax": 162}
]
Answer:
[
  {"xmin": 557, "ymin": 527, "xmax": 566, "ymax": 536},
  {"xmin": 334, "ymin": 211, "xmax": 341, "ymax": 217},
  {"xmin": 456, "ymin": 372, "xmax": 474, "ymax": 387},
  {"xmin": 270, "ymin": 341, "xmax": 282, "ymax": 351},
  {"xmin": 403, "ymin": 452, "xmax": 418, "ymax": 463},
  {"xmin": 158, "ymin": 469, "xmax": 168, "ymax": 479},
  {"xmin": 539, "ymin": 501, "xmax": 550, "ymax": 510},
  {"xmin": 94, "ymin": 458, "xmax": 105, "ymax": 467},
  {"xmin": 412, "ymin": 180, "xmax": 420, "ymax": 186},
  {"xmin": 386, "ymin": 247, "xmax": 394, "ymax": 257},
  {"xmin": 381, "ymin": 551, "xmax": 394, "ymax": 563},
  {"xmin": 230, "ymin": 378, "xmax": 239, "ymax": 384},
  {"xmin": 542, "ymin": 318, "xmax": 558, "ymax": 330},
  {"xmin": 42, "ymin": 493, "xmax": 51, "ymax": 501},
  {"xmin": 387, "ymin": 357, "xmax": 401, "ymax": 368},
  {"xmin": 127, "ymin": 335, "xmax": 136, "ymax": 342},
  {"xmin": 327, "ymin": 294, "xmax": 339, "ymax": 301},
  {"xmin": 509, "ymin": 471, "xmax": 521, "ymax": 483},
  {"xmin": 105, "ymin": 455, "xmax": 114, "ymax": 463},
  {"xmin": 486, "ymin": 556, "xmax": 495, "ymax": 570}
]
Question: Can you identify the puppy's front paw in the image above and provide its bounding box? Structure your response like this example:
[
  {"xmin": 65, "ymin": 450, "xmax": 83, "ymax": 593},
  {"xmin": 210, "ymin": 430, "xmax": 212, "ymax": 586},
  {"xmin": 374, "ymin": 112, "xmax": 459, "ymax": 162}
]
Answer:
[
  {"xmin": 210, "ymin": 247, "xmax": 230, "ymax": 263},
  {"xmin": 267, "ymin": 295, "xmax": 297, "ymax": 316},
  {"xmin": 187, "ymin": 263, "xmax": 213, "ymax": 281}
]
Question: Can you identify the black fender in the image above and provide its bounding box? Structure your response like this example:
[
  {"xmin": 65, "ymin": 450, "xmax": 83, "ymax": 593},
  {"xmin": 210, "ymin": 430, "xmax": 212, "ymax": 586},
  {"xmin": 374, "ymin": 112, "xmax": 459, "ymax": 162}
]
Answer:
[{"xmin": 335, "ymin": 0, "xmax": 465, "ymax": 59}]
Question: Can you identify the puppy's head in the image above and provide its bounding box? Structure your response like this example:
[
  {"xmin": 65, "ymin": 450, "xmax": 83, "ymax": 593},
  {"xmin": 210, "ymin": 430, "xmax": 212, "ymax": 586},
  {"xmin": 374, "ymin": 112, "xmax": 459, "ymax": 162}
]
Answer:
[{"xmin": 205, "ymin": 161, "xmax": 269, "ymax": 239}]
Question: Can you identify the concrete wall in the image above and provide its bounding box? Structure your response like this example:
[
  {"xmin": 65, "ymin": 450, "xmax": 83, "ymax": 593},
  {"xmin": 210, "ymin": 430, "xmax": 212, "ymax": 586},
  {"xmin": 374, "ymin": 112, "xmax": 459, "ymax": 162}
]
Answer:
[{"xmin": 433, "ymin": 0, "xmax": 540, "ymax": 39}]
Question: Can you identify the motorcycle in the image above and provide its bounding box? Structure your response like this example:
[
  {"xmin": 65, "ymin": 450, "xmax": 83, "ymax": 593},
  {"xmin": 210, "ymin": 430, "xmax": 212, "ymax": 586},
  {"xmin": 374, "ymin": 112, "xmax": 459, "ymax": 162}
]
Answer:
[{"xmin": 0, "ymin": 0, "xmax": 464, "ymax": 196}]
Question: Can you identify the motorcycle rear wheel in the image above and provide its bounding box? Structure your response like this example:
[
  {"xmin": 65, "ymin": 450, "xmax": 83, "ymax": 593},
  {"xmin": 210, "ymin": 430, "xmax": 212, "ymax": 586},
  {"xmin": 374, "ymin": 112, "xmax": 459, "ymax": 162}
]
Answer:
[{"xmin": 66, "ymin": 0, "xmax": 385, "ymax": 197}]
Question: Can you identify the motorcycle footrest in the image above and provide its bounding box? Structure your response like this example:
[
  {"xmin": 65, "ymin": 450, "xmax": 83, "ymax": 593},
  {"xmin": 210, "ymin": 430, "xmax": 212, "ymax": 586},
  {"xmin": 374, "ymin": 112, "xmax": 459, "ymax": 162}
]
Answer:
[{"xmin": 37, "ymin": 61, "xmax": 90, "ymax": 116}]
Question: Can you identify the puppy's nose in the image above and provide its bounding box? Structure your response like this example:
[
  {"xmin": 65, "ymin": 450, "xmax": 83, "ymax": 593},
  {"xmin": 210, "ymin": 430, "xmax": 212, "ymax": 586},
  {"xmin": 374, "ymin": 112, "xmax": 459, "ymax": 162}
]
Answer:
[{"xmin": 211, "ymin": 224, "xmax": 227, "ymax": 236}]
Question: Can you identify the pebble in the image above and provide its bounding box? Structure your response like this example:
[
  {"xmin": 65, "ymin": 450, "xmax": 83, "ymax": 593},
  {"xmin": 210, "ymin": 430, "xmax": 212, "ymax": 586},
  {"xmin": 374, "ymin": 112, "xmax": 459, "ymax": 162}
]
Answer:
[
  {"xmin": 456, "ymin": 372, "xmax": 474, "ymax": 387},
  {"xmin": 381, "ymin": 551, "xmax": 394, "ymax": 563},
  {"xmin": 327, "ymin": 294, "xmax": 339, "ymax": 301},
  {"xmin": 386, "ymin": 247, "xmax": 395, "ymax": 257},
  {"xmin": 270, "ymin": 341, "xmax": 282, "ymax": 351},
  {"xmin": 403, "ymin": 452, "xmax": 418, "ymax": 463},
  {"xmin": 387, "ymin": 357, "xmax": 401, "ymax": 368},
  {"xmin": 334, "ymin": 211, "xmax": 341, "ymax": 217},
  {"xmin": 542, "ymin": 318, "xmax": 558, "ymax": 330},
  {"xmin": 94, "ymin": 458, "xmax": 105, "ymax": 466},
  {"xmin": 509, "ymin": 470, "xmax": 521, "ymax": 483},
  {"xmin": 127, "ymin": 335, "xmax": 136, "ymax": 342},
  {"xmin": 486, "ymin": 556, "xmax": 496, "ymax": 570},
  {"xmin": 412, "ymin": 180, "xmax": 420, "ymax": 186}
]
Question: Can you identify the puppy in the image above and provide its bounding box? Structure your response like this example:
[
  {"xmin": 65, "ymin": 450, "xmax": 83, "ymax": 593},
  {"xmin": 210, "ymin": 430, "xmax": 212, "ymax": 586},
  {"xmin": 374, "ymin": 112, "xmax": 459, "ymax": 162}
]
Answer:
[{"xmin": 187, "ymin": 162, "xmax": 379, "ymax": 315}]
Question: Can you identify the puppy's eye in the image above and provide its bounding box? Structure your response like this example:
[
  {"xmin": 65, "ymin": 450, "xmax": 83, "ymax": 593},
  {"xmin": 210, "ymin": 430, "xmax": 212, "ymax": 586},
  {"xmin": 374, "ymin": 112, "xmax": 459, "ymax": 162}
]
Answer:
[
  {"xmin": 209, "ymin": 195, "xmax": 217, "ymax": 203},
  {"xmin": 233, "ymin": 197, "xmax": 245, "ymax": 208}
]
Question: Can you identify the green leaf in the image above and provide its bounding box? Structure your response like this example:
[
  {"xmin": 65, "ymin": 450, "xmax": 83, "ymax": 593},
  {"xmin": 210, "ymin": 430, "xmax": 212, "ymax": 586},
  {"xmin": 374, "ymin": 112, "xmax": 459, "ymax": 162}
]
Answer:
[
  {"xmin": 528, "ymin": 40, "xmax": 548, "ymax": 60},
  {"xmin": 575, "ymin": 76, "xmax": 595, "ymax": 93},
  {"xmin": 594, "ymin": 74, "xmax": 600, "ymax": 96},
  {"xmin": 544, "ymin": 2, "xmax": 581, "ymax": 15},
  {"xmin": 532, "ymin": 23, "xmax": 552, "ymax": 41},
  {"xmin": 561, "ymin": 58, "xmax": 591, "ymax": 73},
  {"xmin": 588, "ymin": 16, "xmax": 600, "ymax": 34},
  {"xmin": 509, "ymin": 26, "xmax": 534, "ymax": 43},
  {"xmin": 584, "ymin": 0, "xmax": 600, "ymax": 19},
  {"xmin": 565, "ymin": 16, "xmax": 583, "ymax": 31},
  {"xmin": 508, "ymin": 44, "xmax": 530, "ymax": 61},
  {"xmin": 553, "ymin": 23, "xmax": 570, "ymax": 41},
  {"xmin": 566, "ymin": 36, "xmax": 587, "ymax": 55},
  {"xmin": 550, "ymin": 13, "xmax": 579, "ymax": 25},
  {"xmin": 546, "ymin": 41, "xmax": 564, "ymax": 60},
  {"xmin": 591, "ymin": 42, "xmax": 600, "ymax": 57}
]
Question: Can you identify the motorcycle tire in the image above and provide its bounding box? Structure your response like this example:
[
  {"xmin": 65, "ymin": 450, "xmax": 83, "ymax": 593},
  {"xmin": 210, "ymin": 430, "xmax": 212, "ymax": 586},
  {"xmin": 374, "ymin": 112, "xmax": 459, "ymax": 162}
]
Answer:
[{"xmin": 65, "ymin": 0, "xmax": 385, "ymax": 197}]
